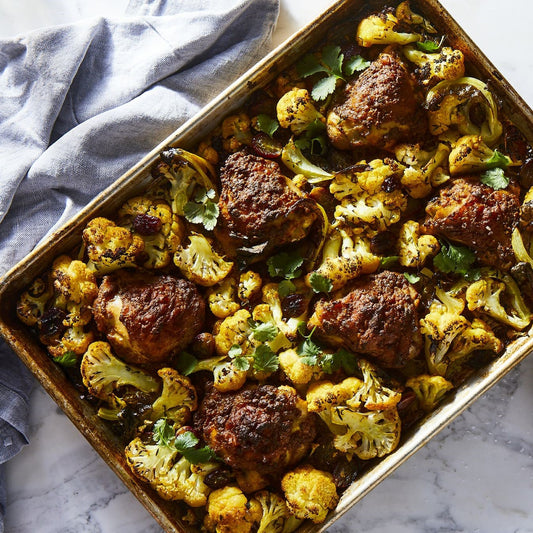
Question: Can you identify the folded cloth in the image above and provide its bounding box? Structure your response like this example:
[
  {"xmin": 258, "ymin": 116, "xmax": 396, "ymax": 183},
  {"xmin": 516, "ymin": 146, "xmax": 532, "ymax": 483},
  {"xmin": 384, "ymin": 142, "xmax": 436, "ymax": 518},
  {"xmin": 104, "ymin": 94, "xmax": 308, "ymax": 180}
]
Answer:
[{"xmin": 0, "ymin": 0, "xmax": 279, "ymax": 529}]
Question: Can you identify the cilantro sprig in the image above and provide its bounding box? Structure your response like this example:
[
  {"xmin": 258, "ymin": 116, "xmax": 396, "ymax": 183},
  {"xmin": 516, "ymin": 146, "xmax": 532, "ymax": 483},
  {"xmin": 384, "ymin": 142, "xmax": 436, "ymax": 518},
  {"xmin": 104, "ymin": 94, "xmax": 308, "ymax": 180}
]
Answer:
[
  {"xmin": 416, "ymin": 36, "xmax": 444, "ymax": 52},
  {"xmin": 297, "ymin": 45, "xmax": 370, "ymax": 101},
  {"xmin": 433, "ymin": 241, "xmax": 480, "ymax": 280},
  {"xmin": 252, "ymin": 344, "xmax": 279, "ymax": 373},
  {"xmin": 183, "ymin": 187, "xmax": 219, "ymax": 231},
  {"xmin": 267, "ymin": 251, "xmax": 304, "ymax": 280},
  {"xmin": 248, "ymin": 319, "xmax": 279, "ymax": 342},
  {"xmin": 480, "ymin": 167, "xmax": 510, "ymax": 190},
  {"xmin": 52, "ymin": 351, "xmax": 78, "ymax": 367},
  {"xmin": 228, "ymin": 345, "xmax": 251, "ymax": 371},
  {"xmin": 255, "ymin": 114, "xmax": 279, "ymax": 138},
  {"xmin": 308, "ymin": 272, "xmax": 333, "ymax": 294},
  {"xmin": 153, "ymin": 418, "xmax": 176, "ymax": 447}
]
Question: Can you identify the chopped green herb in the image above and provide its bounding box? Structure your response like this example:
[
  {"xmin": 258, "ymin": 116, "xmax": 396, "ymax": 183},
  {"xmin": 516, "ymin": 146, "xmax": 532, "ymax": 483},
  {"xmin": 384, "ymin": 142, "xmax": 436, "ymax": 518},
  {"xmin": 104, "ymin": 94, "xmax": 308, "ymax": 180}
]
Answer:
[
  {"xmin": 175, "ymin": 431, "xmax": 218, "ymax": 464},
  {"xmin": 175, "ymin": 351, "xmax": 199, "ymax": 376},
  {"xmin": 248, "ymin": 319, "xmax": 278, "ymax": 342},
  {"xmin": 255, "ymin": 114, "xmax": 279, "ymax": 138},
  {"xmin": 267, "ymin": 251, "xmax": 304, "ymax": 280},
  {"xmin": 344, "ymin": 55, "xmax": 371, "ymax": 75},
  {"xmin": 486, "ymin": 150, "xmax": 511, "ymax": 169},
  {"xmin": 228, "ymin": 345, "xmax": 243, "ymax": 359},
  {"xmin": 183, "ymin": 187, "xmax": 219, "ymax": 231},
  {"xmin": 294, "ymin": 119, "xmax": 327, "ymax": 155},
  {"xmin": 278, "ymin": 279, "xmax": 296, "ymax": 298},
  {"xmin": 433, "ymin": 241, "xmax": 480, "ymax": 279},
  {"xmin": 233, "ymin": 356, "xmax": 251, "ymax": 372},
  {"xmin": 298, "ymin": 330, "xmax": 323, "ymax": 367},
  {"xmin": 153, "ymin": 418, "xmax": 175, "ymax": 447},
  {"xmin": 416, "ymin": 36, "xmax": 444, "ymax": 52},
  {"xmin": 309, "ymin": 272, "xmax": 333, "ymax": 294},
  {"xmin": 404, "ymin": 272, "xmax": 421, "ymax": 284},
  {"xmin": 252, "ymin": 344, "xmax": 279, "ymax": 373},
  {"xmin": 320, "ymin": 348, "xmax": 357, "ymax": 374},
  {"xmin": 480, "ymin": 167, "xmax": 510, "ymax": 190},
  {"xmin": 380, "ymin": 256, "xmax": 399, "ymax": 268},
  {"xmin": 52, "ymin": 351, "xmax": 78, "ymax": 367},
  {"xmin": 311, "ymin": 74, "xmax": 338, "ymax": 101}
]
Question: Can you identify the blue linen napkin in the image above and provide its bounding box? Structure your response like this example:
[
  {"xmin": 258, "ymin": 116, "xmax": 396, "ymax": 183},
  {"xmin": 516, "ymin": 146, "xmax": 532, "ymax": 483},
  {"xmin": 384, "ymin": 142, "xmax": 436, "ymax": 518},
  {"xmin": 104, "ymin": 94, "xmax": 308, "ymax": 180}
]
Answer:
[{"xmin": 0, "ymin": 0, "xmax": 279, "ymax": 528}]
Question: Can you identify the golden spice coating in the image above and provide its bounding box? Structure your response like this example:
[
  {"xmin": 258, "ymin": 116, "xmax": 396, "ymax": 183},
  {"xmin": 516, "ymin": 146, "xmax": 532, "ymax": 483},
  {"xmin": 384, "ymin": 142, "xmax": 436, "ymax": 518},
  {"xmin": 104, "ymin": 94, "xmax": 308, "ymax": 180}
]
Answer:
[
  {"xmin": 93, "ymin": 271, "xmax": 205, "ymax": 364},
  {"xmin": 327, "ymin": 48, "xmax": 427, "ymax": 150},
  {"xmin": 421, "ymin": 177, "xmax": 520, "ymax": 269},
  {"xmin": 308, "ymin": 270, "xmax": 422, "ymax": 367},
  {"xmin": 194, "ymin": 384, "xmax": 316, "ymax": 475},
  {"xmin": 215, "ymin": 151, "xmax": 318, "ymax": 258}
]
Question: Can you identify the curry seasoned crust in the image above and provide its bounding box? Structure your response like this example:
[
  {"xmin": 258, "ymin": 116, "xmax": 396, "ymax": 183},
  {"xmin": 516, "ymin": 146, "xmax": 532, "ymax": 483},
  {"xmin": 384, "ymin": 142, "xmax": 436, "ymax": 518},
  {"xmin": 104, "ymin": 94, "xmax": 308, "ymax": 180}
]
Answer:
[
  {"xmin": 421, "ymin": 176, "xmax": 520, "ymax": 270},
  {"xmin": 93, "ymin": 271, "xmax": 205, "ymax": 365},
  {"xmin": 327, "ymin": 48, "xmax": 427, "ymax": 151},
  {"xmin": 308, "ymin": 270, "xmax": 423, "ymax": 368},
  {"xmin": 215, "ymin": 151, "xmax": 318, "ymax": 258},
  {"xmin": 194, "ymin": 384, "xmax": 316, "ymax": 475}
]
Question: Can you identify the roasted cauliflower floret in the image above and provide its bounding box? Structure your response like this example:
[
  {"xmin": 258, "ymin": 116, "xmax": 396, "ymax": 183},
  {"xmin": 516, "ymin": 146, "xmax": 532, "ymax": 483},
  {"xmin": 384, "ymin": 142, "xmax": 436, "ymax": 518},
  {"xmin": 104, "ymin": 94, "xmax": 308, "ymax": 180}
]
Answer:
[
  {"xmin": 254, "ymin": 491, "xmax": 302, "ymax": 533},
  {"xmin": 118, "ymin": 196, "xmax": 185, "ymax": 269},
  {"xmin": 125, "ymin": 436, "xmax": 177, "ymax": 485},
  {"xmin": 466, "ymin": 271, "xmax": 531, "ymax": 330},
  {"xmin": 448, "ymin": 135, "xmax": 511, "ymax": 175},
  {"xmin": 207, "ymin": 277, "xmax": 240, "ymax": 319},
  {"xmin": 356, "ymin": 11, "xmax": 420, "ymax": 47},
  {"xmin": 449, "ymin": 318, "xmax": 503, "ymax": 360},
  {"xmin": 394, "ymin": 142, "xmax": 451, "ymax": 197},
  {"xmin": 276, "ymin": 88, "xmax": 325, "ymax": 136},
  {"xmin": 238, "ymin": 270, "xmax": 263, "ymax": 303},
  {"xmin": 330, "ymin": 159, "xmax": 408, "ymax": 234},
  {"xmin": 174, "ymin": 233, "xmax": 233, "ymax": 287},
  {"xmin": 16, "ymin": 275, "xmax": 53, "ymax": 327},
  {"xmin": 278, "ymin": 348, "xmax": 324, "ymax": 386},
  {"xmin": 306, "ymin": 377, "xmax": 363, "ymax": 414},
  {"xmin": 426, "ymin": 76, "xmax": 503, "ymax": 145},
  {"xmin": 309, "ymin": 227, "xmax": 380, "ymax": 290},
  {"xmin": 281, "ymin": 465, "xmax": 339, "ymax": 524},
  {"xmin": 204, "ymin": 486, "xmax": 261, "ymax": 533},
  {"xmin": 403, "ymin": 45, "xmax": 465, "ymax": 87},
  {"xmin": 151, "ymin": 368, "xmax": 198, "ymax": 425},
  {"xmin": 80, "ymin": 341, "xmax": 159, "ymax": 402},
  {"xmin": 354, "ymin": 358, "xmax": 402, "ymax": 411},
  {"xmin": 215, "ymin": 309, "xmax": 256, "ymax": 357},
  {"xmin": 398, "ymin": 220, "xmax": 440, "ymax": 268},
  {"xmin": 406, "ymin": 374, "xmax": 454, "ymax": 412},
  {"xmin": 82, "ymin": 217, "xmax": 144, "ymax": 275},
  {"xmin": 222, "ymin": 113, "xmax": 252, "ymax": 153},
  {"xmin": 420, "ymin": 287, "xmax": 469, "ymax": 375}
]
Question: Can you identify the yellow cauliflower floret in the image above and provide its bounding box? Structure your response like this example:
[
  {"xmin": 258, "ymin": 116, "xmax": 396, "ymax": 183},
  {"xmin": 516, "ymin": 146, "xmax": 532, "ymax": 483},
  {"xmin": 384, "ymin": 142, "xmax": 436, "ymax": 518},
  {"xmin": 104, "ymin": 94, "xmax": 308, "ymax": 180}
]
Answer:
[
  {"xmin": 238, "ymin": 270, "xmax": 263, "ymax": 303},
  {"xmin": 222, "ymin": 113, "xmax": 252, "ymax": 153},
  {"xmin": 16, "ymin": 275, "xmax": 53, "ymax": 327},
  {"xmin": 403, "ymin": 45, "xmax": 465, "ymax": 87},
  {"xmin": 398, "ymin": 220, "xmax": 440, "ymax": 268},
  {"xmin": 278, "ymin": 348, "xmax": 324, "ymax": 386},
  {"xmin": 306, "ymin": 377, "xmax": 363, "ymax": 413},
  {"xmin": 276, "ymin": 88, "xmax": 325, "ymax": 136},
  {"xmin": 207, "ymin": 277, "xmax": 240, "ymax": 319},
  {"xmin": 406, "ymin": 374, "xmax": 454, "ymax": 412},
  {"xmin": 281, "ymin": 465, "xmax": 339, "ymax": 524}
]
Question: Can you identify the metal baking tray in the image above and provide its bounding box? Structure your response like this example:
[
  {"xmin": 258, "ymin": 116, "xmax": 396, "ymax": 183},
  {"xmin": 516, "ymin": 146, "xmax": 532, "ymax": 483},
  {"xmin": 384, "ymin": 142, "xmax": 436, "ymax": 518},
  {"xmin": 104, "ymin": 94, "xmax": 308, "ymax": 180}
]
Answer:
[{"xmin": 1, "ymin": 1, "xmax": 532, "ymax": 531}]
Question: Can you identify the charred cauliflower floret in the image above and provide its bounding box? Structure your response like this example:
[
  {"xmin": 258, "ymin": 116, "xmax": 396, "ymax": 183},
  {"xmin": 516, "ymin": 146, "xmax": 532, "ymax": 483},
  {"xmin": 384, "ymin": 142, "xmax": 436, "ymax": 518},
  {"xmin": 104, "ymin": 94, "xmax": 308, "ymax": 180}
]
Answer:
[
  {"xmin": 278, "ymin": 348, "xmax": 325, "ymax": 386},
  {"xmin": 238, "ymin": 271, "xmax": 263, "ymax": 304},
  {"xmin": 306, "ymin": 377, "xmax": 363, "ymax": 414},
  {"xmin": 403, "ymin": 45, "xmax": 465, "ymax": 87},
  {"xmin": 118, "ymin": 196, "xmax": 185, "ymax": 269},
  {"xmin": 254, "ymin": 491, "xmax": 302, "ymax": 533},
  {"xmin": 151, "ymin": 368, "xmax": 198, "ymax": 425},
  {"xmin": 222, "ymin": 113, "xmax": 252, "ymax": 153},
  {"xmin": 448, "ymin": 135, "xmax": 512, "ymax": 175},
  {"xmin": 276, "ymin": 88, "xmax": 325, "ymax": 136},
  {"xmin": 215, "ymin": 309, "xmax": 256, "ymax": 357},
  {"xmin": 356, "ymin": 10, "xmax": 420, "ymax": 47},
  {"xmin": 327, "ymin": 49, "xmax": 427, "ymax": 150},
  {"xmin": 355, "ymin": 358, "xmax": 402, "ymax": 411},
  {"xmin": 406, "ymin": 374, "xmax": 454, "ymax": 412},
  {"xmin": 80, "ymin": 341, "xmax": 159, "ymax": 402},
  {"xmin": 398, "ymin": 220, "xmax": 440, "ymax": 268},
  {"xmin": 174, "ymin": 233, "xmax": 233, "ymax": 287},
  {"xmin": 394, "ymin": 142, "xmax": 451, "ymax": 197},
  {"xmin": 82, "ymin": 217, "xmax": 144, "ymax": 275},
  {"xmin": 449, "ymin": 318, "xmax": 503, "ymax": 361},
  {"xmin": 207, "ymin": 277, "xmax": 240, "ymax": 319},
  {"xmin": 466, "ymin": 270, "xmax": 531, "ymax": 330},
  {"xmin": 309, "ymin": 227, "xmax": 380, "ymax": 291},
  {"xmin": 330, "ymin": 159, "xmax": 408, "ymax": 235},
  {"xmin": 426, "ymin": 77, "xmax": 503, "ymax": 145},
  {"xmin": 204, "ymin": 486, "xmax": 261, "ymax": 533},
  {"xmin": 281, "ymin": 465, "xmax": 339, "ymax": 524},
  {"xmin": 16, "ymin": 275, "xmax": 53, "ymax": 327},
  {"xmin": 151, "ymin": 147, "xmax": 217, "ymax": 217}
]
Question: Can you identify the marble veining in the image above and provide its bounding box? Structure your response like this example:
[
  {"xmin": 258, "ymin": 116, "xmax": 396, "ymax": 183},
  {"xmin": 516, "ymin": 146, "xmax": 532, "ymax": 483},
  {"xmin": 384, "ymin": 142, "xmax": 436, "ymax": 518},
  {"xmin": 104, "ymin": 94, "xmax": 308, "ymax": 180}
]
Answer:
[{"xmin": 2, "ymin": 0, "xmax": 533, "ymax": 532}]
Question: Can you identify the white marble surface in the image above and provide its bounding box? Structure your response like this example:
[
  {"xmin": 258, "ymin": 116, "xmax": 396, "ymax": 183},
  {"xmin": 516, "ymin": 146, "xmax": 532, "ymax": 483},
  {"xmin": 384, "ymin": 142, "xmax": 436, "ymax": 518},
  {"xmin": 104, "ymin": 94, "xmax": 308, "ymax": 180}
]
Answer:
[{"xmin": 2, "ymin": 1, "xmax": 533, "ymax": 532}]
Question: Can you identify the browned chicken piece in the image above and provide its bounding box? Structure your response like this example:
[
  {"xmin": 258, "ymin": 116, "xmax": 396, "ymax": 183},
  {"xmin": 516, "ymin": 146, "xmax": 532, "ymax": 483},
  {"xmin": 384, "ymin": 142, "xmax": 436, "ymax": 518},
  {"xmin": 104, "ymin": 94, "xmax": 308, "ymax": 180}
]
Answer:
[
  {"xmin": 93, "ymin": 271, "xmax": 205, "ymax": 365},
  {"xmin": 215, "ymin": 151, "xmax": 318, "ymax": 259},
  {"xmin": 308, "ymin": 270, "xmax": 422, "ymax": 368},
  {"xmin": 194, "ymin": 384, "xmax": 316, "ymax": 475},
  {"xmin": 421, "ymin": 176, "xmax": 520, "ymax": 270},
  {"xmin": 327, "ymin": 48, "xmax": 427, "ymax": 151}
]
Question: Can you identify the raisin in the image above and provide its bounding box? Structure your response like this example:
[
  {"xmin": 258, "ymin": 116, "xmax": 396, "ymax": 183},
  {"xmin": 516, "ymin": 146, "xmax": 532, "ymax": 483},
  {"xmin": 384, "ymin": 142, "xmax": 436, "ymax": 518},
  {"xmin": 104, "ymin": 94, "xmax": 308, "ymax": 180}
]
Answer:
[{"xmin": 132, "ymin": 214, "xmax": 162, "ymax": 235}]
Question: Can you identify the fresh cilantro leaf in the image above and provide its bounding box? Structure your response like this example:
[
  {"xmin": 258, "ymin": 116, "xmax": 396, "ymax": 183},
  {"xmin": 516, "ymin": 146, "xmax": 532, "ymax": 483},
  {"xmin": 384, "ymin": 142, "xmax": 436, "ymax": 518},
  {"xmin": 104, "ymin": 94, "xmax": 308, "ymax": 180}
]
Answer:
[
  {"xmin": 252, "ymin": 344, "xmax": 279, "ymax": 373},
  {"xmin": 480, "ymin": 167, "xmax": 510, "ymax": 190},
  {"xmin": 267, "ymin": 251, "xmax": 304, "ymax": 280},
  {"xmin": 294, "ymin": 119, "xmax": 327, "ymax": 155},
  {"xmin": 255, "ymin": 114, "xmax": 279, "ymax": 138},
  {"xmin": 433, "ymin": 241, "xmax": 478, "ymax": 278},
  {"xmin": 319, "ymin": 351, "xmax": 338, "ymax": 374},
  {"xmin": 486, "ymin": 150, "xmax": 511, "ymax": 169},
  {"xmin": 416, "ymin": 36, "xmax": 444, "ymax": 52},
  {"xmin": 311, "ymin": 75, "xmax": 338, "ymax": 101},
  {"xmin": 153, "ymin": 418, "xmax": 175, "ymax": 447},
  {"xmin": 52, "ymin": 351, "xmax": 77, "ymax": 367},
  {"xmin": 404, "ymin": 272, "xmax": 421, "ymax": 284},
  {"xmin": 278, "ymin": 279, "xmax": 296, "ymax": 298},
  {"xmin": 175, "ymin": 351, "xmax": 199, "ymax": 376},
  {"xmin": 175, "ymin": 431, "xmax": 217, "ymax": 464},
  {"xmin": 183, "ymin": 187, "xmax": 219, "ymax": 231},
  {"xmin": 228, "ymin": 345, "xmax": 243, "ymax": 359},
  {"xmin": 298, "ymin": 333, "xmax": 323, "ymax": 367},
  {"xmin": 344, "ymin": 55, "xmax": 370, "ymax": 75},
  {"xmin": 309, "ymin": 272, "xmax": 333, "ymax": 294},
  {"xmin": 336, "ymin": 348, "xmax": 358, "ymax": 375},
  {"xmin": 321, "ymin": 45, "xmax": 344, "ymax": 77},
  {"xmin": 233, "ymin": 356, "xmax": 251, "ymax": 371},
  {"xmin": 380, "ymin": 256, "xmax": 399, "ymax": 268},
  {"xmin": 249, "ymin": 319, "xmax": 278, "ymax": 342},
  {"xmin": 296, "ymin": 53, "xmax": 329, "ymax": 78}
]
